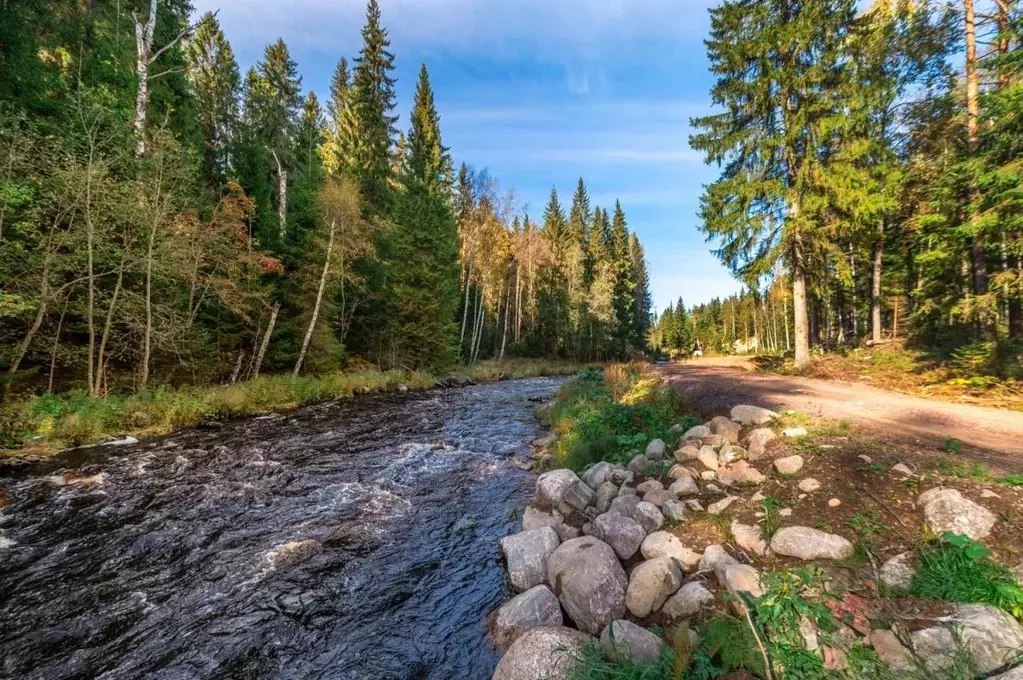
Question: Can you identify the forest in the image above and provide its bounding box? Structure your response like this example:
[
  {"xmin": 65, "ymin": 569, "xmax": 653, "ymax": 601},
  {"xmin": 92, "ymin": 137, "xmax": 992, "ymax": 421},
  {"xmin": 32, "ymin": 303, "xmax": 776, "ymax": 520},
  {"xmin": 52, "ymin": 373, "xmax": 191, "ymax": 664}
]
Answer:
[
  {"xmin": 652, "ymin": 0, "xmax": 1023, "ymax": 378},
  {"xmin": 0, "ymin": 0, "xmax": 654, "ymax": 402}
]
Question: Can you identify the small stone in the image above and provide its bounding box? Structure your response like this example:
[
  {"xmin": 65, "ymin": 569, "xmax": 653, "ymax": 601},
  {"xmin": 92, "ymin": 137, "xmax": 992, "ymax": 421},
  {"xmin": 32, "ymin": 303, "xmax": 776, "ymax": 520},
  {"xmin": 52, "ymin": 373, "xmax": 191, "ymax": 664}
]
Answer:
[
  {"xmin": 750, "ymin": 491, "xmax": 766, "ymax": 502},
  {"xmin": 562, "ymin": 480, "xmax": 595, "ymax": 511},
  {"xmin": 880, "ymin": 551, "xmax": 917, "ymax": 591},
  {"xmin": 697, "ymin": 446, "xmax": 719, "ymax": 471},
  {"xmin": 774, "ymin": 455, "xmax": 804, "ymax": 475},
  {"xmin": 779, "ymin": 508, "xmax": 793, "ymax": 517},
  {"xmin": 686, "ymin": 500, "xmax": 704, "ymax": 512},
  {"xmin": 662, "ymin": 500, "xmax": 686, "ymax": 521},
  {"xmin": 857, "ymin": 454, "xmax": 873, "ymax": 464},
  {"xmin": 699, "ymin": 544, "xmax": 738, "ymax": 580},
  {"xmin": 682, "ymin": 425, "xmax": 712, "ymax": 440},
  {"xmin": 981, "ymin": 489, "xmax": 1000, "ymax": 499},
  {"xmin": 700, "ymin": 470, "xmax": 716, "ymax": 480},
  {"xmin": 745, "ymin": 428, "xmax": 778, "ymax": 460},
  {"xmin": 641, "ymin": 531, "xmax": 701, "ymax": 568},
  {"xmin": 675, "ymin": 445, "xmax": 701, "ymax": 462},
  {"xmin": 730, "ymin": 404, "xmax": 778, "ymax": 426},
  {"xmin": 708, "ymin": 416, "xmax": 742, "ymax": 443},
  {"xmin": 666, "ymin": 464, "xmax": 695, "ymax": 481},
  {"xmin": 643, "ymin": 488, "xmax": 671, "ymax": 507},
  {"xmin": 722, "ymin": 563, "xmax": 765, "ymax": 598},
  {"xmin": 663, "ymin": 581, "xmax": 714, "ymax": 619},
  {"xmin": 582, "ymin": 462, "xmax": 616, "ymax": 490},
  {"xmin": 707, "ymin": 496, "xmax": 738, "ymax": 515},
  {"xmin": 668, "ymin": 476, "xmax": 699, "ymax": 497},
  {"xmin": 716, "ymin": 461, "xmax": 766, "ymax": 487},
  {"xmin": 626, "ymin": 557, "xmax": 683, "ymax": 618},
  {"xmin": 783, "ymin": 427, "xmax": 808, "ymax": 438},
  {"xmin": 617, "ymin": 486, "xmax": 637, "ymax": 497},
  {"xmin": 731, "ymin": 520, "xmax": 768, "ymax": 556},
  {"xmin": 718, "ymin": 443, "xmax": 746, "ymax": 465},
  {"xmin": 770, "ymin": 526, "xmax": 854, "ymax": 561},
  {"xmin": 798, "ymin": 478, "xmax": 822, "ymax": 493},
  {"xmin": 828, "ymin": 498, "xmax": 841, "ymax": 508},
  {"xmin": 704, "ymin": 483, "xmax": 723, "ymax": 494},
  {"xmin": 891, "ymin": 463, "xmax": 914, "ymax": 476},
  {"xmin": 645, "ymin": 438, "xmax": 666, "ymax": 460},
  {"xmin": 599, "ymin": 620, "xmax": 664, "ymax": 666},
  {"xmin": 636, "ymin": 479, "xmax": 664, "ymax": 495},
  {"xmin": 594, "ymin": 482, "xmax": 618, "ymax": 514}
]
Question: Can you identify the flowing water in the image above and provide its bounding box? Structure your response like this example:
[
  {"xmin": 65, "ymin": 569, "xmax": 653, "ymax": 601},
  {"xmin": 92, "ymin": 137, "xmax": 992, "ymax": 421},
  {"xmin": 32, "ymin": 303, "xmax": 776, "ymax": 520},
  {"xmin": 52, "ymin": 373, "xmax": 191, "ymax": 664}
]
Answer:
[{"xmin": 0, "ymin": 378, "xmax": 563, "ymax": 680}]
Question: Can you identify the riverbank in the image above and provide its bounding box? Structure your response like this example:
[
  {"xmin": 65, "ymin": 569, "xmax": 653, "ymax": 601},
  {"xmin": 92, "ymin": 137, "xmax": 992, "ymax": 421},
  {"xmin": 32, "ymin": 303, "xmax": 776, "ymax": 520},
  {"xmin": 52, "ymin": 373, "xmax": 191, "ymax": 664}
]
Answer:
[
  {"xmin": 0, "ymin": 358, "xmax": 588, "ymax": 456},
  {"xmin": 490, "ymin": 364, "xmax": 1023, "ymax": 680}
]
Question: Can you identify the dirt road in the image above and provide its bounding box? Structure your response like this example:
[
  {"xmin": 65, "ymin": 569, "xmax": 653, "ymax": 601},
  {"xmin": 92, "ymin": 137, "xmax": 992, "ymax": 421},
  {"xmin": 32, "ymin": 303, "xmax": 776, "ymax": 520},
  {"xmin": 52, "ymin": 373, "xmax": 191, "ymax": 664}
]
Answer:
[{"xmin": 659, "ymin": 356, "xmax": 1023, "ymax": 470}]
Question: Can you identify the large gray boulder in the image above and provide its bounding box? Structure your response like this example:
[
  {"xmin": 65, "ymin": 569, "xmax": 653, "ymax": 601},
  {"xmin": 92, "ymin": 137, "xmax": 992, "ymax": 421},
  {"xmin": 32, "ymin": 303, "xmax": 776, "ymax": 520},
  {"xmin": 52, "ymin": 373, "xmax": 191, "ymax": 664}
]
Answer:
[
  {"xmin": 626, "ymin": 556, "xmax": 683, "ymax": 618},
  {"xmin": 662, "ymin": 499, "xmax": 687, "ymax": 522},
  {"xmin": 536, "ymin": 469, "xmax": 582, "ymax": 510},
  {"xmin": 668, "ymin": 476, "xmax": 699, "ymax": 497},
  {"xmin": 590, "ymin": 511, "xmax": 646, "ymax": 560},
  {"xmin": 489, "ymin": 585, "xmax": 563, "ymax": 648},
  {"xmin": 599, "ymin": 620, "xmax": 664, "ymax": 665},
  {"xmin": 492, "ymin": 626, "xmax": 593, "ymax": 680},
  {"xmin": 646, "ymin": 439, "xmax": 666, "ymax": 460},
  {"xmin": 632, "ymin": 501, "xmax": 665, "ymax": 534},
  {"xmin": 500, "ymin": 527, "xmax": 560, "ymax": 591},
  {"xmin": 547, "ymin": 537, "xmax": 628, "ymax": 635},
  {"xmin": 594, "ymin": 481, "xmax": 618, "ymax": 514},
  {"xmin": 561, "ymin": 479, "xmax": 595, "ymax": 512},
  {"xmin": 770, "ymin": 526, "xmax": 854, "ymax": 561},
  {"xmin": 708, "ymin": 415, "xmax": 742, "ymax": 443},
  {"xmin": 522, "ymin": 505, "xmax": 562, "ymax": 531},
  {"xmin": 731, "ymin": 404, "xmax": 778, "ymax": 426},
  {"xmin": 662, "ymin": 581, "xmax": 714, "ymax": 619},
  {"xmin": 582, "ymin": 461, "xmax": 616, "ymax": 490},
  {"xmin": 918, "ymin": 487, "xmax": 997, "ymax": 540},
  {"xmin": 699, "ymin": 544, "xmax": 739, "ymax": 581},
  {"xmin": 911, "ymin": 604, "xmax": 1023, "ymax": 676}
]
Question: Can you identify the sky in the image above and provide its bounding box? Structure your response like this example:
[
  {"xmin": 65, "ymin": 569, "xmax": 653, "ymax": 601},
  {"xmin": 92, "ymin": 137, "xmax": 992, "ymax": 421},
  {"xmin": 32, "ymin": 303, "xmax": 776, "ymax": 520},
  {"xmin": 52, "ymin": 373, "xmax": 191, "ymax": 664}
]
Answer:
[{"xmin": 191, "ymin": 0, "xmax": 742, "ymax": 314}]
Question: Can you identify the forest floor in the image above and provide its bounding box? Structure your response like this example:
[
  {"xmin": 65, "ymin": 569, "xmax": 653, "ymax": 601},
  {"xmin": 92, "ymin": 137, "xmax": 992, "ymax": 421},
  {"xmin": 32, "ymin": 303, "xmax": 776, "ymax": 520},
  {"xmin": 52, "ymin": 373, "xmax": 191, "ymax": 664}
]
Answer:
[{"xmin": 659, "ymin": 356, "xmax": 1023, "ymax": 473}]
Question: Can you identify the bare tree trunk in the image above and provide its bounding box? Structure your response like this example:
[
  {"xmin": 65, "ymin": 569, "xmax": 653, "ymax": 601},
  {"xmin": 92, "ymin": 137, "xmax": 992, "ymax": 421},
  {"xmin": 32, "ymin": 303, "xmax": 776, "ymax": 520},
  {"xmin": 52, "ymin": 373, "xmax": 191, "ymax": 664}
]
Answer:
[
  {"xmin": 872, "ymin": 218, "xmax": 884, "ymax": 343},
  {"xmin": 231, "ymin": 351, "xmax": 245, "ymax": 384},
  {"xmin": 85, "ymin": 149, "xmax": 97, "ymax": 396},
  {"xmin": 791, "ymin": 210, "xmax": 810, "ymax": 367},
  {"xmin": 294, "ymin": 219, "xmax": 335, "ymax": 376},
  {"xmin": 849, "ymin": 242, "xmax": 858, "ymax": 339},
  {"xmin": 965, "ymin": 0, "xmax": 989, "ymax": 332},
  {"xmin": 48, "ymin": 297, "xmax": 70, "ymax": 394},
  {"xmin": 95, "ymin": 254, "xmax": 126, "ymax": 394},
  {"xmin": 132, "ymin": 0, "xmax": 157, "ymax": 156},
  {"xmin": 140, "ymin": 213, "xmax": 159, "ymax": 389},
  {"xmin": 499, "ymin": 273, "xmax": 512, "ymax": 361},
  {"xmin": 8, "ymin": 273, "xmax": 49, "ymax": 375},
  {"xmin": 272, "ymin": 149, "xmax": 287, "ymax": 240},
  {"xmin": 459, "ymin": 251, "xmax": 473, "ymax": 351},
  {"xmin": 253, "ymin": 302, "xmax": 280, "ymax": 378}
]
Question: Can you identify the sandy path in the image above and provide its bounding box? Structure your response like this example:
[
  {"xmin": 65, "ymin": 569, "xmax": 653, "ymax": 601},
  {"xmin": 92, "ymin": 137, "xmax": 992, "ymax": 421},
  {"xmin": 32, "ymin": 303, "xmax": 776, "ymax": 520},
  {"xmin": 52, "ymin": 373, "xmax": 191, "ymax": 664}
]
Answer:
[{"xmin": 658, "ymin": 356, "xmax": 1023, "ymax": 470}]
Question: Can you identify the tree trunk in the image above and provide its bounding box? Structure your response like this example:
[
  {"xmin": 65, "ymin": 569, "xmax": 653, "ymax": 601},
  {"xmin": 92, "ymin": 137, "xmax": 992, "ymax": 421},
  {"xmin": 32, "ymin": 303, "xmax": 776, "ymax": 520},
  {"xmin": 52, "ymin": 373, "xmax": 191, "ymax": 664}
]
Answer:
[
  {"xmin": 849, "ymin": 242, "xmax": 858, "ymax": 339},
  {"xmin": 272, "ymin": 149, "xmax": 287, "ymax": 240},
  {"xmin": 133, "ymin": 0, "xmax": 157, "ymax": 156},
  {"xmin": 48, "ymin": 297, "xmax": 70, "ymax": 394},
  {"xmin": 253, "ymin": 302, "xmax": 280, "ymax": 378},
  {"xmin": 85, "ymin": 151, "xmax": 97, "ymax": 396},
  {"xmin": 872, "ymin": 217, "xmax": 884, "ymax": 343},
  {"xmin": 965, "ymin": 0, "xmax": 989, "ymax": 329},
  {"xmin": 499, "ymin": 273, "xmax": 512, "ymax": 361},
  {"xmin": 140, "ymin": 219, "xmax": 158, "ymax": 389},
  {"xmin": 459, "ymin": 251, "xmax": 473, "ymax": 351},
  {"xmin": 294, "ymin": 219, "xmax": 335, "ymax": 376},
  {"xmin": 8, "ymin": 271, "xmax": 49, "ymax": 374},
  {"xmin": 95, "ymin": 254, "xmax": 126, "ymax": 394},
  {"xmin": 231, "ymin": 352, "xmax": 245, "ymax": 384}
]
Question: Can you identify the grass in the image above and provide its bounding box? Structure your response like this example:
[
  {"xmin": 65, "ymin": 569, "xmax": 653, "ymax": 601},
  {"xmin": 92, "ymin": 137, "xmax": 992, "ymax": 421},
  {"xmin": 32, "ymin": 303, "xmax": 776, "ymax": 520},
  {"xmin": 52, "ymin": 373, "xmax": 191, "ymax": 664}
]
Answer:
[
  {"xmin": 910, "ymin": 532, "xmax": 1023, "ymax": 621},
  {"xmin": 547, "ymin": 362, "xmax": 689, "ymax": 471},
  {"xmin": 0, "ymin": 358, "xmax": 588, "ymax": 454},
  {"xmin": 926, "ymin": 456, "xmax": 1023, "ymax": 488}
]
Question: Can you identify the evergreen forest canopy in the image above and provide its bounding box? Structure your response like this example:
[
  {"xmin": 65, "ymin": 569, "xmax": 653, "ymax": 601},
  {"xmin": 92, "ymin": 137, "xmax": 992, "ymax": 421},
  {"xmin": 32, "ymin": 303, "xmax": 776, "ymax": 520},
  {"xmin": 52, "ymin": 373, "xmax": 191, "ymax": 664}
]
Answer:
[
  {"xmin": 654, "ymin": 0, "xmax": 1023, "ymax": 369},
  {"xmin": 0, "ymin": 0, "xmax": 654, "ymax": 397}
]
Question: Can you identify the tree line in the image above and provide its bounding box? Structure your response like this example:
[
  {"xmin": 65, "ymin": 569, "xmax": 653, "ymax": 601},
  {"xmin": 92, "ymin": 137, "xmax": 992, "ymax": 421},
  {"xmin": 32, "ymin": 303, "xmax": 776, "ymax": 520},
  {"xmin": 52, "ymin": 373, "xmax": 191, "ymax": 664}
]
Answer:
[
  {"xmin": 691, "ymin": 0, "xmax": 1023, "ymax": 366},
  {"xmin": 0, "ymin": 0, "xmax": 653, "ymax": 397}
]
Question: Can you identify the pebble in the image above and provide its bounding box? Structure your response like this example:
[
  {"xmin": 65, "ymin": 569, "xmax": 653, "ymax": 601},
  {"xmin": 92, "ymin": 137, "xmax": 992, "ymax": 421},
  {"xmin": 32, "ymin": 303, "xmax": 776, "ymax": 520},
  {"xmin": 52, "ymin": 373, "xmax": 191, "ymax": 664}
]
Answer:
[
  {"xmin": 798, "ymin": 478, "xmax": 821, "ymax": 493},
  {"xmin": 828, "ymin": 498, "xmax": 841, "ymax": 508}
]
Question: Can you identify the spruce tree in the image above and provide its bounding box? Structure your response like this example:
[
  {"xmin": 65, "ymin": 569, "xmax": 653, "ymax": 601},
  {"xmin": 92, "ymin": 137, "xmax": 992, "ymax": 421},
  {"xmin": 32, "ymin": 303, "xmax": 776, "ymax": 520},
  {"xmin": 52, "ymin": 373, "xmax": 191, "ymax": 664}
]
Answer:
[
  {"xmin": 185, "ymin": 12, "xmax": 240, "ymax": 187},
  {"xmin": 322, "ymin": 57, "xmax": 361, "ymax": 177},
  {"xmin": 352, "ymin": 0, "xmax": 398, "ymax": 213},
  {"xmin": 610, "ymin": 200, "xmax": 635, "ymax": 354},
  {"xmin": 691, "ymin": 0, "xmax": 857, "ymax": 366},
  {"xmin": 630, "ymin": 233, "xmax": 652, "ymax": 348}
]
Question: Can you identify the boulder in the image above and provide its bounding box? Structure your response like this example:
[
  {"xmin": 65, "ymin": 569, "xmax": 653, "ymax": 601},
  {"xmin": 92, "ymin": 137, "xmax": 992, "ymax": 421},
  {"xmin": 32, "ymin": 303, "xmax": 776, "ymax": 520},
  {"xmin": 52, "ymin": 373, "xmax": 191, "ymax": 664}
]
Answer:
[
  {"xmin": 718, "ymin": 443, "xmax": 746, "ymax": 465},
  {"xmin": 626, "ymin": 556, "xmax": 683, "ymax": 617},
  {"xmin": 880, "ymin": 552, "xmax": 917, "ymax": 591},
  {"xmin": 798, "ymin": 478, "xmax": 822, "ymax": 493},
  {"xmin": 773, "ymin": 455, "xmax": 804, "ymax": 475},
  {"xmin": 536, "ymin": 469, "xmax": 582, "ymax": 510},
  {"xmin": 770, "ymin": 526, "xmax": 854, "ymax": 561},
  {"xmin": 500, "ymin": 527, "xmax": 561, "ymax": 591},
  {"xmin": 641, "ymin": 531, "xmax": 701, "ymax": 568},
  {"xmin": 490, "ymin": 585, "xmax": 563, "ymax": 648},
  {"xmin": 699, "ymin": 545, "xmax": 739, "ymax": 581},
  {"xmin": 731, "ymin": 520, "xmax": 768, "ymax": 556},
  {"xmin": 609, "ymin": 494, "xmax": 641, "ymax": 518},
  {"xmin": 636, "ymin": 479, "xmax": 665, "ymax": 495},
  {"xmin": 918, "ymin": 487, "xmax": 997, "ymax": 540},
  {"xmin": 716, "ymin": 461, "xmax": 766, "ymax": 487},
  {"xmin": 662, "ymin": 500, "xmax": 686, "ymax": 522},
  {"xmin": 701, "ymin": 434, "xmax": 728, "ymax": 448},
  {"xmin": 599, "ymin": 620, "xmax": 664, "ymax": 666},
  {"xmin": 663, "ymin": 581, "xmax": 714, "ymax": 619},
  {"xmin": 632, "ymin": 501, "xmax": 665, "ymax": 534},
  {"xmin": 867, "ymin": 629, "xmax": 913, "ymax": 671},
  {"xmin": 686, "ymin": 500, "xmax": 704, "ymax": 512},
  {"xmin": 667, "ymin": 464, "xmax": 696, "ymax": 481},
  {"xmin": 992, "ymin": 667, "xmax": 1023, "ymax": 679},
  {"xmin": 628, "ymin": 454, "xmax": 651, "ymax": 476},
  {"xmin": 643, "ymin": 488, "xmax": 671, "ymax": 507},
  {"xmin": 745, "ymin": 428, "xmax": 777, "ymax": 460},
  {"xmin": 582, "ymin": 461, "xmax": 616, "ymax": 490},
  {"xmin": 911, "ymin": 604, "xmax": 1023, "ymax": 676},
  {"xmin": 594, "ymin": 482, "xmax": 618, "ymax": 514},
  {"xmin": 492, "ymin": 626, "xmax": 593, "ymax": 680},
  {"xmin": 697, "ymin": 446, "xmax": 719, "ymax": 471},
  {"xmin": 682, "ymin": 425, "xmax": 712, "ymax": 440},
  {"xmin": 707, "ymin": 496, "xmax": 738, "ymax": 515},
  {"xmin": 608, "ymin": 468, "xmax": 634, "ymax": 486},
  {"xmin": 561, "ymin": 480, "xmax": 595, "ymax": 512},
  {"xmin": 645, "ymin": 439, "xmax": 666, "ymax": 460},
  {"xmin": 675, "ymin": 444, "xmax": 701, "ymax": 462},
  {"xmin": 547, "ymin": 537, "xmax": 628, "ymax": 635},
  {"xmin": 709, "ymin": 416, "xmax": 742, "ymax": 443},
  {"xmin": 722, "ymin": 564, "xmax": 765, "ymax": 598},
  {"xmin": 590, "ymin": 512, "xmax": 646, "ymax": 560},
  {"xmin": 555, "ymin": 524, "xmax": 581, "ymax": 542},
  {"xmin": 668, "ymin": 476, "xmax": 700, "ymax": 497},
  {"xmin": 522, "ymin": 506, "xmax": 563, "ymax": 531},
  {"xmin": 731, "ymin": 404, "xmax": 778, "ymax": 426},
  {"xmin": 617, "ymin": 486, "xmax": 637, "ymax": 497}
]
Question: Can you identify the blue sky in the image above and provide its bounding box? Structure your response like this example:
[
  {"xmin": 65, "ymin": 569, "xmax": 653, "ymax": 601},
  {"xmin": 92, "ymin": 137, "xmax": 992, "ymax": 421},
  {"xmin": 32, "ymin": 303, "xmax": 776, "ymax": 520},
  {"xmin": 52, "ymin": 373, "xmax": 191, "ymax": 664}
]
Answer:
[{"xmin": 192, "ymin": 0, "xmax": 743, "ymax": 313}]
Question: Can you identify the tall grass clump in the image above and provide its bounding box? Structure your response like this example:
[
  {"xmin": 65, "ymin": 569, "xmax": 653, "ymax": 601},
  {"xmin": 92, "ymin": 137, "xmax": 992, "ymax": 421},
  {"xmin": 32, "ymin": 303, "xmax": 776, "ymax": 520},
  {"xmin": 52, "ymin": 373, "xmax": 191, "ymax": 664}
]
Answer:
[{"xmin": 549, "ymin": 363, "xmax": 687, "ymax": 472}]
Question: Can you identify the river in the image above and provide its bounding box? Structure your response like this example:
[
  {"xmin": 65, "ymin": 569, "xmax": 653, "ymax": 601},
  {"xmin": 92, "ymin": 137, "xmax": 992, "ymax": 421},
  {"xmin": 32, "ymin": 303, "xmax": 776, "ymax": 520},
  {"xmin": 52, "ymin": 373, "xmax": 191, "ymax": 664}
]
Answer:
[{"xmin": 0, "ymin": 377, "xmax": 562, "ymax": 680}]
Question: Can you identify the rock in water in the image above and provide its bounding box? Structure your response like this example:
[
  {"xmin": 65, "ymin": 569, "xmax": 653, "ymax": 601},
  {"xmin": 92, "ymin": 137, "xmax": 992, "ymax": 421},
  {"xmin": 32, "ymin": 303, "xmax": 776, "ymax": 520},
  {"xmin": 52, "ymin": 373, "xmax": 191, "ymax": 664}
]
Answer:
[
  {"xmin": 770, "ymin": 526, "xmax": 854, "ymax": 561},
  {"xmin": 911, "ymin": 604, "xmax": 1023, "ymax": 676},
  {"xmin": 918, "ymin": 487, "xmax": 997, "ymax": 540},
  {"xmin": 492, "ymin": 626, "xmax": 593, "ymax": 680},
  {"xmin": 500, "ymin": 527, "xmax": 560, "ymax": 591},
  {"xmin": 626, "ymin": 557, "xmax": 683, "ymax": 618},
  {"xmin": 599, "ymin": 620, "xmax": 665, "ymax": 665},
  {"xmin": 547, "ymin": 537, "xmax": 627, "ymax": 635},
  {"xmin": 663, "ymin": 581, "xmax": 714, "ymax": 618},
  {"xmin": 522, "ymin": 506, "xmax": 562, "ymax": 531},
  {"xmin": 489, "ymin": 585, "xmax": 563, "ymax": 648},
  {"xmin": 731, "ymin": 404, "xmax": 778, "ymax": 426},
  {"xmin": 590, "ymin": 512, "xmax": 646, "ymax": 560},
  {"xmin": 535, "ymin": 469, "xmax": 582, "ymax": 510}
]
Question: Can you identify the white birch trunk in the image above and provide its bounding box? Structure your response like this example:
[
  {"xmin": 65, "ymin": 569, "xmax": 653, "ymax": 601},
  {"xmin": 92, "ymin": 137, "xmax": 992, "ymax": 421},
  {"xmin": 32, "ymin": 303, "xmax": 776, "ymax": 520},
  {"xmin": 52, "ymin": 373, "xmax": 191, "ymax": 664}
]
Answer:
[{"xmin": 294, "ymin": 219, "xmax": 335, "ymax": 376}]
